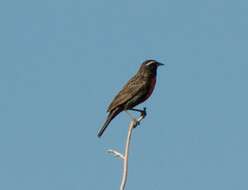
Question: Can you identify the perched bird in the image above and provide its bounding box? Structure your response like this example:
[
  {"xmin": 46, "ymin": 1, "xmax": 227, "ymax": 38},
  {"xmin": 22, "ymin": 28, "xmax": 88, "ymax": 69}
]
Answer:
[{"xmin": 97, "ymin": 60, "xmax": 164, "ymax": 138}]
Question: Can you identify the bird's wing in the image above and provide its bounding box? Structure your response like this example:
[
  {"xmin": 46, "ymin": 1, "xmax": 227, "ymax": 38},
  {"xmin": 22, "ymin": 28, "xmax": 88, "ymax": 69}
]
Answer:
[{"xmin": 107, "ymin": 74, "xmax": 147, "ymax": 112}]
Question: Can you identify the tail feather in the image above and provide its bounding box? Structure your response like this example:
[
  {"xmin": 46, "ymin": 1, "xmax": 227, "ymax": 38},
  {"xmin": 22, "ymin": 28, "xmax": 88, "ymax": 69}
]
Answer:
[{"xmin": 97, "ymin": 108, "xmax": 121, "ymax": 138}]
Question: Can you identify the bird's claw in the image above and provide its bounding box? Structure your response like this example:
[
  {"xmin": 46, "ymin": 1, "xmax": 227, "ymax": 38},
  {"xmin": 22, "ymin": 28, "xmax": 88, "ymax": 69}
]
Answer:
[
  {"xmin": 133, "ymin": 107, "xmax": 146, "ymax": 128},
  {"xmin": 133, "ymin": 118, "xmax": 140, "ymax": 128},
  {"xmin": 141, "ymin": 107, "xmax": 147, "ymax": 117}
]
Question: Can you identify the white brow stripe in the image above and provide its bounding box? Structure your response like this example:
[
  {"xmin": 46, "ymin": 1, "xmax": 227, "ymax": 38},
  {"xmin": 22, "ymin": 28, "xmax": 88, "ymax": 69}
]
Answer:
[{"xmin": 146, "ymin": 61, "xmax": 155, "ymax": 66}]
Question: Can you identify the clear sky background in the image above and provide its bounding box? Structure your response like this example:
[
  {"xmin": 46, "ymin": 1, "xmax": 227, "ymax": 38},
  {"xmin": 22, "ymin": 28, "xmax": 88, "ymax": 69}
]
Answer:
[{"xmin": 0, "ymin": 0, "xmax": 247, "ymax": 189}]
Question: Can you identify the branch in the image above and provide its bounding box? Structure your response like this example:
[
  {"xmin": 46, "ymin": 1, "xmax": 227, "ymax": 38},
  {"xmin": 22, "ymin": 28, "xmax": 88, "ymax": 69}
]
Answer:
[
  {"xmin": 107, "ymin": 107, "xmax": 147, "ymax": 190},
  {"xmin": 107, "ymin": 149, "xmax": 124, "ymax": 160}
]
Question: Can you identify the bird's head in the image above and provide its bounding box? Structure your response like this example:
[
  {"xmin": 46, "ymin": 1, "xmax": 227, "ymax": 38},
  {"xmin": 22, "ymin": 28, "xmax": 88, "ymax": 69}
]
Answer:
[{"xmin": 139, "ymin": 59, "xmax": 164, "ymax": 76}]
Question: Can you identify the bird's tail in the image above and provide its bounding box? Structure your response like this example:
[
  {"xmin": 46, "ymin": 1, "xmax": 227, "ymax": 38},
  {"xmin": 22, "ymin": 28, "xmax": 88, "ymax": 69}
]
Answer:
[{"xmin": 97, "ymin": 108, "xmax": 121, "ymax": 138}]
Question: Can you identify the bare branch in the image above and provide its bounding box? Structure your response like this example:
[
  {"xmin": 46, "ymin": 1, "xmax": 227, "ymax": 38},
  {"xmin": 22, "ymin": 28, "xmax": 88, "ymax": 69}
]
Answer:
[
  {"xmin": 107, "ymin": 107, "xmax": 147, "ymax": 190},
  {"xmin": 107, "ymin": 149, "xmax": 124, "ymax": 160}
]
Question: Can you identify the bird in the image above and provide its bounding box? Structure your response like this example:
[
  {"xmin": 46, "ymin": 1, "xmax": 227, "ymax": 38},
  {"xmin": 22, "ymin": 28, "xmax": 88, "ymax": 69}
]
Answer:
[{"xmin": 97, "ymin": 60, "xmax": 164, "ymax": 138}]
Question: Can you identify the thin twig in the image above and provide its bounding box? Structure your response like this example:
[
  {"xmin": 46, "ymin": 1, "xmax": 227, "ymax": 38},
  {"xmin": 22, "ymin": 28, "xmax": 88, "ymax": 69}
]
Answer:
[
  {"xmin": 107, "ymin": 149, "xmax": 124, "ymax": 160},
  {"xmin": 107, "ymin": 107, "xmax": 146, "ymax": 190}
]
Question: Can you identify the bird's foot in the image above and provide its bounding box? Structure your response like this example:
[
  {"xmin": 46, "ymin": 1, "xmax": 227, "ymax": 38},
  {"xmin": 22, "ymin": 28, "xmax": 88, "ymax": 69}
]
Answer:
[
  {"xmin": 126, "ymin": 107, "xmax": 147, "ymax": 128},
  {"xmin": 133, "ymin": 118, "xmax": 140, "ymax": 128},
  {"xmin": 140, "ymin": 107, "xmax": 147, "ymax": 118},
  {"xmin": 129, "ymin": 107, "xmax": 147, "ymax": 117}
]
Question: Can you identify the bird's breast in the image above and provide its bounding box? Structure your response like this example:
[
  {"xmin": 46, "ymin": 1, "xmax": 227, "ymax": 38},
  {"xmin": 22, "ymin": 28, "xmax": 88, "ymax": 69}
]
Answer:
[{"xmin": 144, "ymin": 77, "xmax": 156, "ymax": 101}]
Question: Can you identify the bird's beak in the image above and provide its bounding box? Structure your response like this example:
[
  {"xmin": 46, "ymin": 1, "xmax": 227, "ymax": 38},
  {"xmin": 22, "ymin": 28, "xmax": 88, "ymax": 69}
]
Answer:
[{"xmin": 157, "ymin": 62, "xmax": 164, "ymax": 66}]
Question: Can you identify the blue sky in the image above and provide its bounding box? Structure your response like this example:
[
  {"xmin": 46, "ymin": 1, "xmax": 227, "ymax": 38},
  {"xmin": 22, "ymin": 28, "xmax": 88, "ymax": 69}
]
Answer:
[{"xmin": 0, "ymin": 0, "xmax": 248, "ymax": 189}]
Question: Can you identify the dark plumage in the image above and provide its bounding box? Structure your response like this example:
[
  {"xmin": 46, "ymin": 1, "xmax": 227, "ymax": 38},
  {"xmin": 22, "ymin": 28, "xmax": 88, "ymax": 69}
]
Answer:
[{"xmin": 97, "ymin": 60, "xmax": 163, "ymax": 137}]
